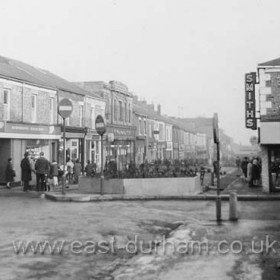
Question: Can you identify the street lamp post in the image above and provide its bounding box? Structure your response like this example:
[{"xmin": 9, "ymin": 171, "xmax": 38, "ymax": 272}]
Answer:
[{"xmin": 95, "ymin": 115, "xmax": 106, "ymax": 195}]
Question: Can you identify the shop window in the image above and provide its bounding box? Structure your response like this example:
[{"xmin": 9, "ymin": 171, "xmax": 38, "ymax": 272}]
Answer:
[
  {"xmin": 3, "ymin": 89, "xmax": 10, "ymax": 120},
  {"xmin": 31, "ymin": 95, "xmax": 37, "ymax": 123}
]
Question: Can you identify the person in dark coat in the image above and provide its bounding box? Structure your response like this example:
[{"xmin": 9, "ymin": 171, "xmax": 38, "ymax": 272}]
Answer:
[
  {"xmin": 21, "ymin": 152, "xmax": 32, "ymax": 192},
  {"xmin": 5, "ymin": 158, "xmax": 16, "ymax": 189},
  {"xmin": 73, "ymin": 159, "xmax": 82, "ymax": 184},
  {"xmin": 35, "ymin": 152, "xmax": 50, "ymax": 192},
  {"xmin": 251, "ymin": 159, "xmax": 261, "ymax": 187}
]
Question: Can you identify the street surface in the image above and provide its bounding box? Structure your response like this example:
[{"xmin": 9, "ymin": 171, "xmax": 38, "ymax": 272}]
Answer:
[{"xmin": 1, "ymin": 188, "xmax": 280, "ymax": 279}]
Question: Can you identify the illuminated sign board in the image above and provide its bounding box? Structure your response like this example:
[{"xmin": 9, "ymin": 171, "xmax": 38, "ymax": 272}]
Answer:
[{"xmin": 245, "ymin": 72, "xmax": 257, "ymax": 130}]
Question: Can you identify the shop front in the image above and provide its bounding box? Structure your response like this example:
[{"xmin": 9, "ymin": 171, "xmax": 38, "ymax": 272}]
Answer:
[
  {"xmin": 135, "ymin": 136, "xmax": 146, "ymax": 165},
  {"xmin": 106, "ymin": 125, "xmax": 136, "ymax": 171},
  {"xmin": 266, "ymin": 145, "xmax": 280, "ymax": 192},
  {"xmin": 165, "ymin": 141, "xmax": 173, "ymax": 160},
  {"xmin": 0, "ymin": 121, "xmax": 61, "ymax": 184},
  {"xmin": 59, "ymin": 126, "xmax": 87, "ymax": 170}
]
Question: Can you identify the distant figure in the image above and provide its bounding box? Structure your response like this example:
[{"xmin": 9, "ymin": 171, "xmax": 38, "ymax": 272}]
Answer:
[
  {"xmin": 35, "ymin": 152, "xmax": 50, "ymax": 192},
  {"xmin": 241, "ymin": 157, "xmax": 249, "ymax": 180},
  {"xmin": 236, "ymin": 157, "xmax": 241, "ymax": 170},
  {"xmin": 5, "ymin": 158, "xmax": 16, "ymax": 189},
  {"xmin": 247, "ymin": 159, "xmax": 253, "ymax": 187},
  {"xmin": 21, "ymin": 152, "xmax": 32, "ymax": 192},
  {"xmin": 73, "ymin": 159, "xmax": 82, "ymax": 184}
]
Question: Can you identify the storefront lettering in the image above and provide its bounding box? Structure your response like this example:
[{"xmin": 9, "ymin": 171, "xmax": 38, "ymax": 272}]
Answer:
[{"xmin": 245, "ymin": 72, "xmax": 257, "ymax": 130}]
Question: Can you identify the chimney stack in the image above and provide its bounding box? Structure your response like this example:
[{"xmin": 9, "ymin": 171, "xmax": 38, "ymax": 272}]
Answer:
[{"xmin": 157, "ymin": 104, "xmax": 161, "ymax": 115}]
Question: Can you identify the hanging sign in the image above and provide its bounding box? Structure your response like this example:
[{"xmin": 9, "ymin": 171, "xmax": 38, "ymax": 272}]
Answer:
[{"xmin": 245, "ymin": 72, "xmax": 257, "ymax": 130}]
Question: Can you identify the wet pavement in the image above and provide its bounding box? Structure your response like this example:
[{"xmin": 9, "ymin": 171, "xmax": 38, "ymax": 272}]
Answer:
[{"xmin": 1, "ymin": 171, "xmax": 280, "ymax": 279}]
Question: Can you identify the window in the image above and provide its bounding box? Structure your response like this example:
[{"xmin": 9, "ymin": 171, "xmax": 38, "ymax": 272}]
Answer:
[
  {"xmin": 144, "ymin": 120, "xmax": 147, "ymax": 135},
  {"xmin": 124, "ymin": 103, "xmax": 127, "ymax": 122},
  {"xmin": 3, "ymin": 89, "xmax": 10, "ymax": 120},
  {"xmin": 79, "ymin": 105, "xmax": 83, "ymax": 127},
  {"xmin": 114, "ymin": 99, "xmax": 117, "ymax": 121},
  {"xmin": 31, "ymin": 95, "xmax": 37, "ymax": 123},
  {"xmin": 277, "ymin": 74, "xmax": 280, "ymax": 87},
  {"xmin": 149, "ymin": 123, "xmax": 152, "ymax": 137},
  {"xmin": 91, "ymin": 107, "xmax": 95, "ymax": 129},
  {"xmin": 119, "ymin": 101, "xmax": 123, "ymax": 121},
  {"xmin": 139, "ymin": 118, "xmax": 142, "ymax": 135},
  {"xmin": 49, "ymin": 98, "xmax": 54, "ymax": 124},
  {"xmin": 128, "ymin": 103, "xmax": 131, "ymax": 123}
]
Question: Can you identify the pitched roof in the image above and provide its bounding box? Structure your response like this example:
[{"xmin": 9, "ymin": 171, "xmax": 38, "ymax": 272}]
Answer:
[
  {"xmin": 258, "ymin": 57, "xmax": 280, "ymax": 67},
  {"xmin": 0, "ymin": 55, "xmax": 95, "ymax": 96}
]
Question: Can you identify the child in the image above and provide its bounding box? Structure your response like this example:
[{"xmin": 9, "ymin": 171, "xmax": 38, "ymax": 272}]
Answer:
[{"xmin": 49, "ymin": 160, "xmax": 59, "ymax": 191}]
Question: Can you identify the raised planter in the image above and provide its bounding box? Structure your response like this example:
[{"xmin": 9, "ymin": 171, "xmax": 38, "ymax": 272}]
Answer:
[{"xmin": 78, "ymin": 176, "xmax": 200, "ymax": 196}]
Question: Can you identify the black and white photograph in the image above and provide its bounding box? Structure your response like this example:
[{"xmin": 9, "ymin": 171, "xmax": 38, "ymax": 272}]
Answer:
[{"xmin": 1, "ymin": 0, "xmax": 280, "ymax": 279}]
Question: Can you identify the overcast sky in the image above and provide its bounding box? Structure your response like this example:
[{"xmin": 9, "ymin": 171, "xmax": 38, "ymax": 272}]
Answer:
[{"xmin": 1, "ymin": 0, "xmax": 280, "ymax": 144}]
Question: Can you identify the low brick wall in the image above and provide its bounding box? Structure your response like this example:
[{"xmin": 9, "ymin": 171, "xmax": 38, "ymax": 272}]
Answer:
[{"xmin": 78, "ymin": 176, "xmax": 201, "ymax": 196}]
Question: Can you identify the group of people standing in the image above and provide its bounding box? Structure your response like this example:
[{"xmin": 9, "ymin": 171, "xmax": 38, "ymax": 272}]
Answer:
[
  {"xmin": 5, "ymin": 151, "xmax": 88, "ymax": 192},
  {"xmin": 240, "ymin": 157, "xmax": 261, "ymax": 188},
  {"xmin": 5, "ymin": 152, "xmax": 59, "ymax": 192}
]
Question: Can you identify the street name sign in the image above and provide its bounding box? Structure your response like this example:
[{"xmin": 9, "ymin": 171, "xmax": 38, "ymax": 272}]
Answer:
[{"xmin": 58, "ymin": 98, "xmax": 73, "ymax": 119}]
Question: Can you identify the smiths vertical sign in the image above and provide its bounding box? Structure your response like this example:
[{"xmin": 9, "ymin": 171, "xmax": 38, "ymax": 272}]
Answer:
[{"xmin": 245, "ymin": 72, "xmax": 257, "ymax": 130}]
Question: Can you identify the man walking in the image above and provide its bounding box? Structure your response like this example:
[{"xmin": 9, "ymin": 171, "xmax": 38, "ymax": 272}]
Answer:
[
  {"xmin": 21, "ymin": 152, "xmax": 32, "ymax": 192},
  {"xmin": 35, "ymin": 152, "xmax": 50, "ymax": 192}
]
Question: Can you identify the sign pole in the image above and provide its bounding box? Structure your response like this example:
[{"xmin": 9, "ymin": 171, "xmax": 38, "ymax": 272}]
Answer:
[
  {"xmin": 62, "ymin": 117, "xmax": 66, "ymax": 195},
  {"xmin": 216, "ymin": 141, "xmax": 221, "ymax": 222},
  {"xmin": 100, "ymin": 134, "xmax": 104, "ymax": 195}
]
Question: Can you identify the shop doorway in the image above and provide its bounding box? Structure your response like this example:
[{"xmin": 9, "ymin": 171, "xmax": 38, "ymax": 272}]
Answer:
[
  {"xmin": 268, "ymin": 145, "xmax": 280, "ymax": 192},
  {"xmin": 0, "ymin": 139, "xmax": 11, "ymax": 184}
]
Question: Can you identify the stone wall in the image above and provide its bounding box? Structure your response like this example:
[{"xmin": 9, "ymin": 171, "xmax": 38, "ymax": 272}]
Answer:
[{"xmin": 78, "ymin": 176, "xmax": 201, "ymax": 196}]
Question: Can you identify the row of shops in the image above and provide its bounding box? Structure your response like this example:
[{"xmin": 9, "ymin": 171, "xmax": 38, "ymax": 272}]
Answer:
[{"xmin": 0, "ymin": 120, "xmax": 207, "ymax": 184}]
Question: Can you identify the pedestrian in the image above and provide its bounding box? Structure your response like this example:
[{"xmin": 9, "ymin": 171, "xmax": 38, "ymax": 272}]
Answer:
[
  {"xmin": 20, "ymin": 152, "xmax": 32, "ymax": 192},
  {"xmin": 35, "ymin": 152, "xmax": 50, "ymax": 192},
  {"xmin": 66, "ymin": 159, "xmax": 74, "ymax": 183},
  {"xmin": 252, "ymin": 159, "xmax": 261, "ymax": 187},
  {"xmin": 241, "ymin": 157, "xmax": 248, "ymax": 181},
  {"xmin": 49, "ymin": 160, "xmax": 59, "ymax": 191},
  {"xmin": 5, "ymin": 158, "xmax": 16, "ymax": 189},
  {"xmin": 247, "ymin": 159, "xmax": 253, "ymax": 187},
  {"xmin": 73, "ymin": 159, "xmax": 82, "ymax": 184},
  {"xmin": 85, "ymin": 160, "xmax": 94, "ymax": 177}
]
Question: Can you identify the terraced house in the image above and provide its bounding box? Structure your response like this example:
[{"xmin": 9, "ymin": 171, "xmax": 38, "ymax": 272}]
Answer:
[{"xmin": 0, "ymin": 56, "xmax": 105, "ymax": 184}]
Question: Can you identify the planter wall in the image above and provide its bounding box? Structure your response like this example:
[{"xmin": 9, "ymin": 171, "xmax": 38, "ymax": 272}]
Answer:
[{"xmin": 78, "ymin": 176, "xmax": 200, "ymax": 196}]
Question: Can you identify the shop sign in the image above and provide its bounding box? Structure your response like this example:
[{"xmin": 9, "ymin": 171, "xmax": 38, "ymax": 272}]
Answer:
[
  {"xmin": 4, "ymin": 123, "xmax": 60, "ymax": 135},
  {"xmin": 245, "ymin": 72, "xmax": 257, "ymax": 130},
  {"xmin": 107, "ymin": 126, "xmax": 135, "ymax": 140}
]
